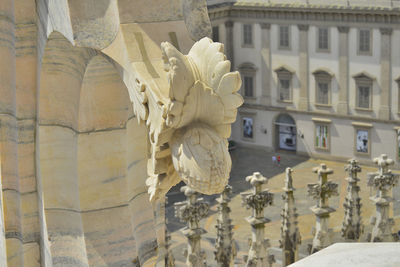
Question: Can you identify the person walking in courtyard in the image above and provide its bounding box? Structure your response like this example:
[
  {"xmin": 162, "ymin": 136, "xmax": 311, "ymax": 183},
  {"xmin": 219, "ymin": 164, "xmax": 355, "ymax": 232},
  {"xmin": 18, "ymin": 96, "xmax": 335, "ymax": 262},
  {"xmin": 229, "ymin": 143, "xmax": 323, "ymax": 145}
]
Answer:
[
  {"xmin": 277, "ymin": 155, "xmax": 281, "ymax": 165},
  {"xmin": 272, "ymin": 155, "xmax": 277, "ymax": 165}
]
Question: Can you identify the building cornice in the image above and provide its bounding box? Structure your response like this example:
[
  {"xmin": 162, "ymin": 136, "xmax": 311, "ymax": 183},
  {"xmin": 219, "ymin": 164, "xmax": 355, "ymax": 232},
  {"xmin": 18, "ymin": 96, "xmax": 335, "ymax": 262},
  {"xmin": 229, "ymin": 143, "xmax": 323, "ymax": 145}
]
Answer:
[{"xmin": 208, "ymin": 4, "xmax": 400, "ymax": 25}]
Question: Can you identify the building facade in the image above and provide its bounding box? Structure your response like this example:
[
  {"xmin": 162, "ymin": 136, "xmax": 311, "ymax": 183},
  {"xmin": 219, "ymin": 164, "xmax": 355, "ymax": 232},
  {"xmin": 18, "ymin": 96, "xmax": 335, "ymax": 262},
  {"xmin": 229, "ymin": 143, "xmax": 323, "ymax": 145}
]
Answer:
[{"xmin": 208, "ymin": 0, "xmax": 400, "ymax": 167}]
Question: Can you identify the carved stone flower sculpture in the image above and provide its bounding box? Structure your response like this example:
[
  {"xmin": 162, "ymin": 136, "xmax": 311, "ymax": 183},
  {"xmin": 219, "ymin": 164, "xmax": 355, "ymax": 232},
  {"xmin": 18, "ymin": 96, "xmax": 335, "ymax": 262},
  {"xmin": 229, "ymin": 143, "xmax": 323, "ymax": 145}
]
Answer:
[{"xmin": 158, "ymin": 37, "xmax": 243, "ymax": 195}]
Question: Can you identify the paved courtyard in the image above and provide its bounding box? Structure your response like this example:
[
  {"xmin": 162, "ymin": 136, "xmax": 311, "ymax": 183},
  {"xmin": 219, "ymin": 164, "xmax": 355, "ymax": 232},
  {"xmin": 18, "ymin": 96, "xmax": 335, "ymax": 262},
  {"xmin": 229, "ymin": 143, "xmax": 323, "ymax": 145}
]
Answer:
[{"xmin": 166, "ymin": 146, "xmax": 400, "ymax": 266}]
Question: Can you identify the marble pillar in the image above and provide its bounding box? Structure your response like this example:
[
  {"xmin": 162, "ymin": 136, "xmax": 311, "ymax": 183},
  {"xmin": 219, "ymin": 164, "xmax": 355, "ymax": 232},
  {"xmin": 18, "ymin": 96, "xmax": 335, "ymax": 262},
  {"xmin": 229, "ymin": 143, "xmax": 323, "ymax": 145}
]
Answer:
[
  {"xmin": 225, "ymin": 21, "xmax": 234, "ymax": 71},
  {"xmin": 298, "ymin": 24, "xmax": 309, "ymax": 111},
  {"xmin": 260, "ymin": 23, "xmax": 271, "ymax": 106},
  {"xmin": 0, "ymin": 0, "xmax": 23, "ymax": 265},
  {"xmin": 379, "ymin": 28, "xmax": 392, "ymax": 120},
  {"xmin": 337, "ymin": 26, "xmax": 349, "ymax": 114}
]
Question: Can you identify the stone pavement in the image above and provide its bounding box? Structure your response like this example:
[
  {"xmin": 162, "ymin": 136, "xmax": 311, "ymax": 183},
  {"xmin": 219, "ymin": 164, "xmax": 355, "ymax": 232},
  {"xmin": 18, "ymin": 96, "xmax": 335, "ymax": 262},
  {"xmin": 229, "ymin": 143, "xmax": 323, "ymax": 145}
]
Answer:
[{"xmin": 166, "ymin": 146, "xmax": 400, "ymax": 266}]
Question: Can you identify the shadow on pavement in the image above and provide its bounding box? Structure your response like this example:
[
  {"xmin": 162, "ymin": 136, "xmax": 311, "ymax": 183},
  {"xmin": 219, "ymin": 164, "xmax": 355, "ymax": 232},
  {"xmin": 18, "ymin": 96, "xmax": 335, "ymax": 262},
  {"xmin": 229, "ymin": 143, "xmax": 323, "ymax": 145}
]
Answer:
[{"xmin": 166, "ymin": 146, "xmax": 310, "ymax": 232}]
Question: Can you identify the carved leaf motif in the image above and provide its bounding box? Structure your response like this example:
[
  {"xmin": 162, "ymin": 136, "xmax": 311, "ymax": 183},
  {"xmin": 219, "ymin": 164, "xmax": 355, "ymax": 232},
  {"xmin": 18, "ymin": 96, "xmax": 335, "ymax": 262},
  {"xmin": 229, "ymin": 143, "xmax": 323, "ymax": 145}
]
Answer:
[
  {"xmin": 161, "ymin": 37, "xmax": 243, "ymax": 137},
  {"xmin": 147, "ymin": 37, "xmax": 243, "ymax": 201}
]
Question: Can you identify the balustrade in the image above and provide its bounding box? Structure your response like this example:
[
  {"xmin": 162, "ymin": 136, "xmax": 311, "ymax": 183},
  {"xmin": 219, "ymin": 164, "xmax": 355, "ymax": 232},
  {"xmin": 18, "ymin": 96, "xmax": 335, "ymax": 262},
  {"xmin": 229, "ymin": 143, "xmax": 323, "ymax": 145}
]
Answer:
[{"xmin": 170, "ymin": 154, "xmax": 399, "ymax": 266}]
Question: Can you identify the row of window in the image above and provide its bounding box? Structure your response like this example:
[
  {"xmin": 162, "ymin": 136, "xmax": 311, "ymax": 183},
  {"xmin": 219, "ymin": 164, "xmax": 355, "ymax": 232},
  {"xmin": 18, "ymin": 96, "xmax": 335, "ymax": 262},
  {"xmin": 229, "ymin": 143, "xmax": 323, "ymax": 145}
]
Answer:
[
  {"xmin": 241, "ymin": 66, "xmax": 383, "ymax": 110},
  {"xmin": 241, "ymin": 116, "xmax": 397, "ymax": 158},
  {"xmin": 314, "ymin": 123, "xmax": 372, "ymax": 156},
  {"xmin": 212, "ymin": 24, "xmax": 373, "ymax": 54}
]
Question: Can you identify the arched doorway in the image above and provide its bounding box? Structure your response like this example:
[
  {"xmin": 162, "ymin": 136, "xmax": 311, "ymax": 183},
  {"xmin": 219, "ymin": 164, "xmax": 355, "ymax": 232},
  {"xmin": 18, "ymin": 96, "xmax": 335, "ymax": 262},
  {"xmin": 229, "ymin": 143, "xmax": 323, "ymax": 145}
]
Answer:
[{"xmin": 274, "ymin": 114, "xmax": 297, "ymax": 151}]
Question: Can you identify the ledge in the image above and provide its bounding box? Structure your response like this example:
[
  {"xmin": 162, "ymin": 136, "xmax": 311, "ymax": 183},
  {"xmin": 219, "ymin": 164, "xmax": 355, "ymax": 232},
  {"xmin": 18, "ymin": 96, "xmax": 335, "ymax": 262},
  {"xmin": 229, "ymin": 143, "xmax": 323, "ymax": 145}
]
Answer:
[
  {"xmin": 291, "ymin": 243, "xmax": 400, "ymax": 267},
  {"xmin": 312, "ymin": 117, "xmax": 332, "ymax": 123},
  {"xmin": 314, "ymin": 103, "xmax": 333, "ymax": 108},
  {"xmin": 352, "ymin": 122, "xmax": 373, "ymax": 128}
]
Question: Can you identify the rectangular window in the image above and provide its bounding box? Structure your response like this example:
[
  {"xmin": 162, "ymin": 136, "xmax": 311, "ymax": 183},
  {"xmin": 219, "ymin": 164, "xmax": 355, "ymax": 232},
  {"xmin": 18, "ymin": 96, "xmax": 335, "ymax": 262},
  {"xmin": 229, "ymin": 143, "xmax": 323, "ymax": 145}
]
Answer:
[
  {"xmin": 315, "ymin": 125, "xmax": 329, "ymax": 149},
  {"xmin": 359, "ymin": 29, "xmax": 371, "ymax": 53},
  {"xmin": 243, "ymin": 24, "xmax": 252, "ymax": 45},
  {"xmin": 212, "ymin": 26, "xmax": 219, "ymax": 42},
  {"xmin": 279, "ymin": 26, "xmax": 290, "ymax": 48},
  {"xmin": 355, "ymin": 129, "xmax": 369, "ymax": 154},
  {"xmin": 242, "ymin": 117, "xmax": 253, "ymax": 139},
  {"xmin": 357, "ymin": 85, "xmax": 370, "ymax": 109},
  {"xmin": 279, "ymin": 78, "xmax": 291, "ymax": 101},
  {"xmin": 318, "ymin": 28, "xmax": 329, "ymax": 50},
  {"xmin": 317, "ymin": 82, "xmax": 329, "ymax": 104},
  {"xmin": 244, "ymin": 76, "xmax": 253, "ymax": 97}
]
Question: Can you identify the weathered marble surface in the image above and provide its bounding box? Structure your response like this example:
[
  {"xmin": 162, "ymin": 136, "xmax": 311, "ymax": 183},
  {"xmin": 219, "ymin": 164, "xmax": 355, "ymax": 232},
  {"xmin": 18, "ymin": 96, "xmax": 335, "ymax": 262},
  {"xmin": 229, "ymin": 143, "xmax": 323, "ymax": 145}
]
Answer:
[{"xmin": 290, "ymin": 243, "xmax": 400, "ymax": 267}]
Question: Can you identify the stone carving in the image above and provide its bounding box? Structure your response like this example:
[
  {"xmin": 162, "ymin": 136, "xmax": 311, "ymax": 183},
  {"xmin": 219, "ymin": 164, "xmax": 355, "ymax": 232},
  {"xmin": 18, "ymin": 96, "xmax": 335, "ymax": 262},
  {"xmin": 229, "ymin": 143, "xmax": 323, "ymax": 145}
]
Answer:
[
  {"xmin": 146, "ymin": 37, "xmax": 243, "ymax": 201},
  {"xmin": 165, "ymin": 196, "xmax": 176, "ymax": 267},
  {"xmin": 308, "ymin": 164, "xmax": 338, "ymax": 254},
  {"xmin": 280, "ymin": 168, "xmax": 301, "ymax": 266},
  {"xmin": 241, "ymin": 172, "xmax": 275, "ymax": 267},
  {"xmin": 174, "ymin": 186, "xmax": 209, "ymax": 267},
  {"xmin": 215, "ymin": 185, "xmax": 236, "ymax": 267},
  {"xmin": 367, "ymin": 154, "xmax": 399, "ymax": 242},
  {"xmin": 341, "ymin": 159, "xmax": 363, "ymax": 241},
  {"xmin": 165, "ymin": 228, "xmax": 175, "ymax": 267}
]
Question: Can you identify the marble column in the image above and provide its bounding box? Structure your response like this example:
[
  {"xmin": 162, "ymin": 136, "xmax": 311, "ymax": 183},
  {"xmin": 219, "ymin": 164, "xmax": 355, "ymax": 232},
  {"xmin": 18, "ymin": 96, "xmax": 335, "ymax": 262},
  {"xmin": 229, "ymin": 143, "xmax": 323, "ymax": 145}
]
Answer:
[
  {"xmin": 260, "ymin": 23, "xmax": 271, "ymax": 106},
  {"xmin": 337, "ymin": 26, "xmax": 349, "ymax": 115},
  {"xmin": 298, "ymin": 24, "xmax": 309, "ymax": 111},
  {"xmin": 0, "ymin": 0, "xmax": 23, "ymax": 265},
  {"xmin": 379, "ymin": 28, "xmax": 392, "ymax": 120},
  {"xmin": 225, "ymin": 21, "xmax": 234, "ymax": 71}
]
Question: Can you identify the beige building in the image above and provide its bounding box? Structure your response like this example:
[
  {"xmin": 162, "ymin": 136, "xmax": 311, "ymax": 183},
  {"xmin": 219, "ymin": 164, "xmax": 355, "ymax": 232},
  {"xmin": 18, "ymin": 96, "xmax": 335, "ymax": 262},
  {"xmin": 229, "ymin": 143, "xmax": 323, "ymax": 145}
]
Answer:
[{"xmin": 208, "ymin": 0, "xmax": 400, "ymax": 167}]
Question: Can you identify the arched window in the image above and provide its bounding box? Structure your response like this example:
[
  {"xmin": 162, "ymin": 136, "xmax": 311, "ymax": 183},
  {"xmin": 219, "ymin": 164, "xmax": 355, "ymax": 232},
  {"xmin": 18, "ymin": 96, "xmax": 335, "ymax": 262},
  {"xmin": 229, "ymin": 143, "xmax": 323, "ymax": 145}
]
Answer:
[{"xmin": 238, "ymin": 63, "xmax": 257, "ymax": 98}]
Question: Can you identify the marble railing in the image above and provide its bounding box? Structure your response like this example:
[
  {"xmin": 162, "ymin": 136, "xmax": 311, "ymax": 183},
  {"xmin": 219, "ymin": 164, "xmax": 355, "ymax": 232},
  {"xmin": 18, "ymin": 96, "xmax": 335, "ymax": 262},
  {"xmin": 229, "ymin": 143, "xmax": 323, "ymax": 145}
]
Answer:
[{"xmin": 170, "ymin": 154, "xmax": 399, "ymax": 267}]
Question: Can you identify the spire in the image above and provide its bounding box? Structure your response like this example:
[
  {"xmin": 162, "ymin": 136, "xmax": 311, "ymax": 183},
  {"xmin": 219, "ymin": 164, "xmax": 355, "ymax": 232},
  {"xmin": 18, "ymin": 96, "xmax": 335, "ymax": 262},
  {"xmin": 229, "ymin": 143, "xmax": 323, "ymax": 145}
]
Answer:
[
  {"xmin": 241, "ymin": 172, "xmax": 275, "ymax": 267},
  {"xmin": 367, "ymin": 154, "xmax": 399, "ymax": 242},
  {"xmin": 280, "ymin": 168, "xmax": 301, "ymax": 266},
  {"xmin": 215, "ymin": 185, "xmax": 236, "ymax": 267},
  {"xmin": 308, "ymin": 163, "xmax": 338, "ymax": 254},
  {"xmin": 341, "ymin": 159, "xmax": 363, "ymax": 241},
  {"xmin": 174, "ymin": 186, "xmax": 209, "ymax": 267}
]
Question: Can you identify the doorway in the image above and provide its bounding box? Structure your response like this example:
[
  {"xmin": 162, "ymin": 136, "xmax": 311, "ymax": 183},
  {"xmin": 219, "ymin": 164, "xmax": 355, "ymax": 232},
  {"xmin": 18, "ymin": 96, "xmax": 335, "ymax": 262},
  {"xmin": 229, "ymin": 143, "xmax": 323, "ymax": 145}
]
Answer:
[{"xmin": 275, "ymin": 114, "xmax": 297, "ymax": 151}]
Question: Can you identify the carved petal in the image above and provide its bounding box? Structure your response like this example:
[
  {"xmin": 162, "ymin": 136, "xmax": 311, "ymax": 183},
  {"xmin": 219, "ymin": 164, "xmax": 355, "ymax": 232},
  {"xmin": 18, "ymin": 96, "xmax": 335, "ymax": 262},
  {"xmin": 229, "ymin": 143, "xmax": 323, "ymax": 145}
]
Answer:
[{"xmin": 161, "ymin": 41, "xmax": 194, "ymax": 102}]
